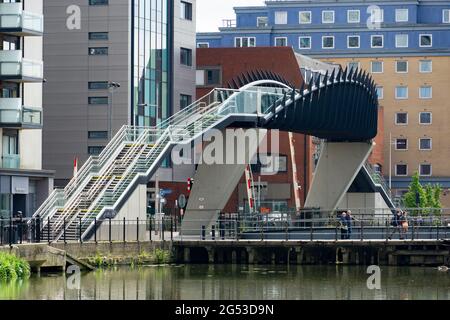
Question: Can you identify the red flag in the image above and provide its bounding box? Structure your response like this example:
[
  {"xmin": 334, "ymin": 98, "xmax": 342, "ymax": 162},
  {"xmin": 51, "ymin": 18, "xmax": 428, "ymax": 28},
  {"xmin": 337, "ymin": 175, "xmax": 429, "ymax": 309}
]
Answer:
[{"xmin": 73, "ymin": 158, "xmax": 78, "ymax": 177}]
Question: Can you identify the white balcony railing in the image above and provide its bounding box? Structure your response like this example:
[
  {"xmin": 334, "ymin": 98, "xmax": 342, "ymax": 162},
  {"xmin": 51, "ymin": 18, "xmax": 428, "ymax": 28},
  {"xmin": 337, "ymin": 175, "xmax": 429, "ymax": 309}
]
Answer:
[
  {"xmin": 0, "ymin": 50, "xmax": 43, "ymax": 80},
  {"xmin": 0, "ymin": 3, "xmax": 43, "ymax": 34},
  {"xmin": 0, "ymin": 97, "xmax": 42, "ymax": 127}
]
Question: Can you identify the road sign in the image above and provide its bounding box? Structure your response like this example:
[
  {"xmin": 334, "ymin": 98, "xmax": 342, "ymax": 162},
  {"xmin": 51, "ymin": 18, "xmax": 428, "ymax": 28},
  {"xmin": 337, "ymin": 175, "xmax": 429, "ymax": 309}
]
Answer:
[
  {"xmin": 178, "ymin": 194, "xmax": 187, "ymax": 209},
  {"xmin": 160, "ymin": 189, "xmax": 173, "ymax": 196}
]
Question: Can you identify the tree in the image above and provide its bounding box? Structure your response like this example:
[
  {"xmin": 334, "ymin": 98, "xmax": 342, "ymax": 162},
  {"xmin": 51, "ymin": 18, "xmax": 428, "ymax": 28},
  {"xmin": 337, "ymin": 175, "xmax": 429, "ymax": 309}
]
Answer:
[{"xmin": 402, "ymin": 172, "xmax": 442, "ymax": 216}]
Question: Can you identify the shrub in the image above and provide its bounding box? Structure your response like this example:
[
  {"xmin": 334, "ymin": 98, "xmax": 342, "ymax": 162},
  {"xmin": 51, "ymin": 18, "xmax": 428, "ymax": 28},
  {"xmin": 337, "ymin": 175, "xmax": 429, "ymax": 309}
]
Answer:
[{"xmin": 0, "ymin": 253, "xmax": 30, "ymax": 282}]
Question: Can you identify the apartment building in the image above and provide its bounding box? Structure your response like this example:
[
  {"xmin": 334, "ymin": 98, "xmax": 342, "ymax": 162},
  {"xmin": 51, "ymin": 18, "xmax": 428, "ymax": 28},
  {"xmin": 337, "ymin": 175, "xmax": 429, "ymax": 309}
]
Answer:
[
  {"xmin": 197, "ymin": 0, "xmax": 450, "ymax": 206},
  {"xmin": 0, "ymin": 0, "xmax": 53, "ymax": 219},
  {"xmin": 43, "ymin": 0, "xmax": 196, "ymax": 193}
]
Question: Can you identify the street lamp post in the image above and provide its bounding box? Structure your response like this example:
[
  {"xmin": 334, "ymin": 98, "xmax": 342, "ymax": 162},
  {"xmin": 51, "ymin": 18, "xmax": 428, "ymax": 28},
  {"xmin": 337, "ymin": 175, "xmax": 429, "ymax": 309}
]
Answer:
[
  {"xmin": 137, "ymin": 103, "xmax": 160, "ymax": 214},
  {"xmin": 108, "ymin": 82, "xmax": 121, "ymax": 140}
]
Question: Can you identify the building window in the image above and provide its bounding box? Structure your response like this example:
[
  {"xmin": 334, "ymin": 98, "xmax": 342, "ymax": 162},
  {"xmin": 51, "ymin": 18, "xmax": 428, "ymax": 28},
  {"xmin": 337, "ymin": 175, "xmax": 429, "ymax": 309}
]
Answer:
[
  {"xmin": 259, "ymin": 154, "xmax": 288, "ymax": 174},
  {"xmin": 395, "ymin": 34, "xmax": 408, "ymax": 48},
  {"xmin": 371, "ymin": 61, "xmax": 383, "ymax": 73},
  {"xmin": 420, "ymin": 34, "xmax": 432, "ymax": 47},
  {"xmin": 88, "ymin": 97, "xmax": 108, "ymax": 105},
  {"xmin": 347, "ymin": 10, "xmax": 360, "ymax": 23},
  {"xmin": 419, "ymin": 138, "xmax": 432, "ymax": 151},
  {"xmin": 89, "ymin": 32, "xmax": 109, "ymax": 40},
  {"xmin": 88, "ymin": 146, "xmax": 105, "ymax": 155},
  {"xmin": 420, "ymin": 164, "xmax": 432, "ymax": 176},
  {"xmin": 396, "ymin": 60, "xmax": 408, "ymax": 73},
  {"xmin": 89, "ymin": 47, "xmax": 108, "ymax": 55},
  {"xmin": 395, "ymin": 164, "xmax": 408, "ymax": 176},
  {"xmin": 396, "ymin": 112, "xmax": 408, "ymax": 125},
  {"xmin": 235, "ymin": 37, "xmax": 256, "ymax": 48},
  {"xmin": 180, "ymin": 47, "xmax": 192, "ymax": 66},
  {"xmin": 88, "ymin": 131, "xmax": 108, "ymax": 139},
  {"xmin": 275, "ymin": 11, "xmax": 288, "ymax": 25},
  {"xmin": 376, "ymin": 86, "xmax": 384, "ymax": 99},
  {"xmin": 395, "ymin": 86, "xmax": 408, "ymax": 99},
  {"xmin": 257, "ymin": 16, "xmax": 268, "ymax": 27},
  {"xmin": 420, "ymin": 112, "xmax": 432, "ymax": 125},
  {"xmin": 197, "ymin": 42, "xmax": 209, "ymax": 48},
  {"xmin": 396, "ymin": 138, "xmax": 408, "ymax": 150},
  {"xmin": 322, "ymin": 11, "xmax": 335, "ymax": 24},
  {"xmin": 322, "ymin": 36, "xmax": 334, "ymax": 49},
  {"xmin": 180, "ymin": 1, "xmax": 193, "ymax": 21},
  {"xmin": 347, "ymin": 35, "xmax": 360, "ymax": 48},
  {"xmin": 371, "ymin": 35, "xmax": 384, "ymax": 48},
  {"xmin": 180, "ymin": 94, "xmax": 192, "ymax": 110},
  {"xmin": 275, "ymin": 37, "xmax": 288, "ymax": 47},
  {"xmin": 369, "ymin": 7, "xmax": 384, "ymax": 23},
  {"xmin": 348, "ymin": 61, "xmax": 359, "ymax": 71},
  {"xmin": 88, "ymin": 82, "xmax": 109, "ymax": 90},
  {"xmin": 419, "ymin": 86, "xmax": 432, "ymax": 99},
  {"xmin": 205, "ymin": 69, "xmax": 221, "ymax": 85},
  {"xmin": 299, "ymin": 36, "xmax": 311, "ymax": 49},
  {"xmin": 444, "ymin": 9, "xmax": 450, "ymax": 23},
  {"xmin": 419, "ymin": 60, "xmax": 432, "ymax": 73},
  {"xmin": 395, "ymin": 9, "xmax": 408, "ymax": 22},
  {"xmin": 299, "ymin": 11, "xmax": 311, "ymax": 24},
  {"xmin": 89, "ymin": 0, "xmax": 108, "ymax": 5}
]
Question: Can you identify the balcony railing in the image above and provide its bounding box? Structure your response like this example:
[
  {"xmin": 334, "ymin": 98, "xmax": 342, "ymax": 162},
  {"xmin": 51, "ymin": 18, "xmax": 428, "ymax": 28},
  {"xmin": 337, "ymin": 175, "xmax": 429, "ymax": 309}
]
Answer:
[
  {"xmin": 0, "ymin": 50, "xmax": 43, "ymax": 81},
  {"xmin": 1, "ymin": 154, "xmax": 20, "ymax": 169},
  {"xmin": 0, "ymin": 3, "xmax": 43, "ymax": 36},
  {"xmin": 0, "ymin": 98, "xmax": 42, "ymax": 128}
]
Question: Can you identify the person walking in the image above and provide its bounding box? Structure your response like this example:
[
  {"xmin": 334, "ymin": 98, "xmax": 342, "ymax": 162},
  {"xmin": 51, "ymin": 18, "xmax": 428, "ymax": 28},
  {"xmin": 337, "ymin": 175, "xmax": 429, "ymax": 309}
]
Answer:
[
  {"xmin": 339, "ymin": 212, "xmax": 348, "ymax": 240},
  {"xmin": 388, "ymin": 210, "xmax": 402, "ymax": 240},
  {"xmin": 399, "ymin": 211, "xmax": 409, "ymax": 240}
]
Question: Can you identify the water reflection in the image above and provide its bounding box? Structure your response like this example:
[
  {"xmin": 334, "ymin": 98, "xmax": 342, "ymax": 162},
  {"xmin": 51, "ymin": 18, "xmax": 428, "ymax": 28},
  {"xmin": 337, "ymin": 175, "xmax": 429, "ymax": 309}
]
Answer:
[{"xmin": 1, "ymin": 265, "xmax": 449, "ymax": 300}]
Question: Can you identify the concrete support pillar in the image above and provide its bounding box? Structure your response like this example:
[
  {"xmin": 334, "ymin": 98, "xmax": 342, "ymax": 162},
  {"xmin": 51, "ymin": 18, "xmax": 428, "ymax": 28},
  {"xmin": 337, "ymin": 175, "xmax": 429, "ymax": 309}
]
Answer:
[
  {"xmin": 183, "ymin": 248, "xmax": 190, "ymax": 263},
  {"xmin": 305, "ymin": 142, "xmax": 374, "ymax": 213},
  {"xmin": 271, "ymin": 252, "xmax": 276, "ymax": 265},
  {"xmin": 287, "ymin": 249, "xmax": 291, "ymax": 265}
]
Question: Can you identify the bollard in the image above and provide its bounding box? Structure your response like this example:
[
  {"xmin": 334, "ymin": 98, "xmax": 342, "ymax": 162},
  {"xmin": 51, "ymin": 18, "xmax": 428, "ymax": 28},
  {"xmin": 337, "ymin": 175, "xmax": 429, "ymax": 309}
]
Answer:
[
  {"xmin": 109, "ymin": 218, "xmax": 112, "ymax": 243},
  {"xmin": 123, "ymin": 217, "xmax": 126, "ymax": 243},
  {"xmin": 211, "ymin": 225, "xmax": 216, "ymax": 241},
  {"xmin": 137, "ymin": 217, "xmax": 140, "ymax": 243},
  {"xmin": 201, "ymin": 225, "xmax": 206, "ymax": 240}
]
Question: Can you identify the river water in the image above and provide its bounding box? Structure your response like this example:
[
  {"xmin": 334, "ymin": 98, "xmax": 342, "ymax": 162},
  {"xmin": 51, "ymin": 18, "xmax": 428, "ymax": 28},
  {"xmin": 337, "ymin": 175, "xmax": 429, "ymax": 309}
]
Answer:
[{"xmin": 1, "ymin": 265, "xmax": 449, "ymax": 300}]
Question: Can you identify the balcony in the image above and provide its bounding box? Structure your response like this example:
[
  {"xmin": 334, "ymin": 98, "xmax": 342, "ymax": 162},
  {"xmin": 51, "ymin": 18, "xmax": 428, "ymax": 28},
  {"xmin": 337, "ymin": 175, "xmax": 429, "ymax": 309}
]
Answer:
[
  {"xmin": 0, "ymin": 98, "xmax": 42, "ymax": 129},
  {"xmin": 0, "ymin": 50, "xmax": 43, "ymax": 82},
  {"xmin": 1, "ymin": 154, "xmax": 20, "ymax": 169},
  {"xmin": 0, "ymin": 3, "xmax": 43, "ymax": 36}
]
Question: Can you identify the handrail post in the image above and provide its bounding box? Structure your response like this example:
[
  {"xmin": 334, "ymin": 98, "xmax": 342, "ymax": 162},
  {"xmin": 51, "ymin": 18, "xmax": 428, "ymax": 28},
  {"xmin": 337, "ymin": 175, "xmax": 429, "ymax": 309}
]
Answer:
[
  {"xmin": 0, "ymin": 219, "xmax": 3, "ymax": 246},
  {"xmin": 211, "ymin": 224, "xmax": 215, "ymax": 241},
  {"xmin": 310, "ymin": 224, "xmax": 313, "ymax": 241},
  {"xmin": 109, "ymin": 218, "xmax": 112, "ymax": 243},
  {"xmin": 123, "ymin": 217, "xmax": 126, "ymax": 243},
  {"xmin": 94, "ymin": 217, "xmax": 97, "ymax": 244},
  {"xmin": 170, "ymin": 216, "xmax": 173, "ymax": 241},
  {"xmin": 360, "ymin": 220, "xmax": 364, "ymax": 241},
  {"xmin": 47, "ymin": 217, "xmax": 51, "ymax": 244},
  {"xmin": 78, "ymin": 217, "xmax": 82, "ymax": 243},
  {"xmin": 19, "ymin": 216, "xmax": 23, "ymax": 244},
  {"xmin": 136, "ymin": 217, "xmax": 139, "ymax": 243},
  {"xmin": 149, "ymin": 218, "xmax": 152, "ymax": 242},
  {"xmin": 36, "ymin": 215, "xmax": 40, "ymax": 243},
  {"xmin": 64, "ymin": 218, "xmax": 66, "ymax": 244},
  {"xmin": 9, "ymin": 215, "xmax": 13, "ymax": 247},
  {"xmin": 202, "ymin": 225, "xmax": 206, "ymax": 241}
]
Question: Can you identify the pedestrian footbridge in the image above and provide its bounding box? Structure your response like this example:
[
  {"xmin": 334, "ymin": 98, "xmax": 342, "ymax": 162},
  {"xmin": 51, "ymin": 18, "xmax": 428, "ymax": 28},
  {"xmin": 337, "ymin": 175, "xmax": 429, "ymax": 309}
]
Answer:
[{"xmin": 30, "ymin": 67, "xmax": 391, "ymax": 241}]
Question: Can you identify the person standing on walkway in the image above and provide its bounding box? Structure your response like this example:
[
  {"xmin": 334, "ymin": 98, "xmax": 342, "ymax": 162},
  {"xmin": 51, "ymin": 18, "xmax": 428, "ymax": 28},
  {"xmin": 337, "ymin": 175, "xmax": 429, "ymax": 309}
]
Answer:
[
  {"xmin": 346, "ymin": 210, "xmax": 354, "ymax": 240},
  {"xmin": 399, "ymin": 211, "xmax": 409, "ymax": 240},
  {"xmin": 388, "ymin": 209, "xmax": 402, "ymax": 240},
  {"xmin": 339, "ymin": 212, "xmax": 348, "ymax": 240}
]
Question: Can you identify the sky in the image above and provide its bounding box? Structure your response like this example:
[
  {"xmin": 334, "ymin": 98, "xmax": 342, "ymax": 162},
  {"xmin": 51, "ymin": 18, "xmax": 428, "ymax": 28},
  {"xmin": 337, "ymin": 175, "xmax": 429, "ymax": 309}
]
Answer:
[{"xmin": 196, "ymin": 0, "xmax": 266, "ymax": 32}]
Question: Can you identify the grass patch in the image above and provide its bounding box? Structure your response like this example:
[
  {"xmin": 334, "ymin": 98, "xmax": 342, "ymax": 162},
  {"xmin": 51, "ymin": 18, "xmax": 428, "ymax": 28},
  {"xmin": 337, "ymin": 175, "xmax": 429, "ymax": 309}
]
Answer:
[{"xmin": 0, "ymin": 253, "xmax": 31, "ymax": 282}]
